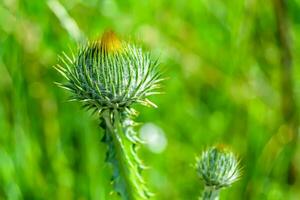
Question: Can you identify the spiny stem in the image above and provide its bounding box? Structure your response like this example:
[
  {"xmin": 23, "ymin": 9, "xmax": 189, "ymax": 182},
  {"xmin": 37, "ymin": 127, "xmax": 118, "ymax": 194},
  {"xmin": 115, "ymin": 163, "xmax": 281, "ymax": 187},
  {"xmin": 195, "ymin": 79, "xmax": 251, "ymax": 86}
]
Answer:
[
  {"xmin": 101, "ymin": 110, "xmax": 150, "ymax": 200},
  {"xmin": 102, "ymin": 110, "xmax": 134, "ymax": 200},
  {"xmin": 202, "ymin": 187, "xmax": 220, "ymax": 200}
]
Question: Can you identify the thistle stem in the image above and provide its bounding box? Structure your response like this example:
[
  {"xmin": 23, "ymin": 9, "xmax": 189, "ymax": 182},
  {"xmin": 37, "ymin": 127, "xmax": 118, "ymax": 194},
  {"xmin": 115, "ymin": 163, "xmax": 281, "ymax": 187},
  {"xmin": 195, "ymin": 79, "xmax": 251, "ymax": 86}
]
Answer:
[
  {"xmin": 102, "ymin": 110, "xmax": 134, "ymax": 200},
  {"xmin": 202, "ymin": 187, "xmax": 220, "ymax": 200},
  {"xmin": 101, "ymin": 109, "xmax": 149, "ymax": 200}
]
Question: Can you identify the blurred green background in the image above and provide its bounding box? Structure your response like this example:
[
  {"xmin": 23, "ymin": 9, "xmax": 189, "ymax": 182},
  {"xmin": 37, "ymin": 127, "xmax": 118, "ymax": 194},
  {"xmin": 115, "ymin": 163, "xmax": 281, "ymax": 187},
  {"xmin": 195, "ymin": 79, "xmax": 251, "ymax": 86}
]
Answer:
[{"xmin": 1, "ymin": 0, "xmax": 300, "ymax": 199}]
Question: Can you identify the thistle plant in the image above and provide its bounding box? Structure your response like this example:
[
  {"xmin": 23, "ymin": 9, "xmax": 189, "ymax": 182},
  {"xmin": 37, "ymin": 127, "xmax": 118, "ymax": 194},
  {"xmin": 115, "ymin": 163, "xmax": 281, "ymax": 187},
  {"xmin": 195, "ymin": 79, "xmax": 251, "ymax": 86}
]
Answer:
[
  {"xmin": 55, "ymin": 30, "xmax": 162, "ymax": 200},
  {"xmin": 195, "ymin": 146, "xmax": 241, "ymax": 200}
]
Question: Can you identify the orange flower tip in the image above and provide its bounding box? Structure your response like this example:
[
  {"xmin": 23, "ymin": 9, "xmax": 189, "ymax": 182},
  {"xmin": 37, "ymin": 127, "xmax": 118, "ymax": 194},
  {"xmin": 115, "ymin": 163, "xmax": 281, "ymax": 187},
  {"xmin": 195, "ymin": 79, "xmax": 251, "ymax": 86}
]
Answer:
[
  {"xmin": 215, "ymin": 143, "xmax": 229, "ymax": 152},
  {"xmin": 99, "ymin": 30, "xmax": 122, "ymax": 53}
]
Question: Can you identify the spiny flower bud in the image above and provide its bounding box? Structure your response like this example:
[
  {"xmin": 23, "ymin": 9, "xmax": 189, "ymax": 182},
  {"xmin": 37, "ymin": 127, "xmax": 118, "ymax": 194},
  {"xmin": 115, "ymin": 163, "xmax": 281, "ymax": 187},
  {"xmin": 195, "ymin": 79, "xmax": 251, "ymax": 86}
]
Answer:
[
  {"xmin": 196, "ymin": 145, "xmax": 240, "ymax": 190},
  {"xmin": 56, "ymin": 30, "xmax": 162, "ymax": 112}
]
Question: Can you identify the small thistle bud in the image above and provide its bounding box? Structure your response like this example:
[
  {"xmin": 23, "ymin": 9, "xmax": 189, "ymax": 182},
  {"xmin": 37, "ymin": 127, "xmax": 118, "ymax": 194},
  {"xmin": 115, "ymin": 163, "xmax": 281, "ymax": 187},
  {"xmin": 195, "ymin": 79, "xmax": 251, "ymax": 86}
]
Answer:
[
  {"xmin": 195, "ymin": 146, "xmax": 241, "ymax": 200},
  {"xmin": 56, "ymin": 30, "xmax": 162, "ymax": 113}
]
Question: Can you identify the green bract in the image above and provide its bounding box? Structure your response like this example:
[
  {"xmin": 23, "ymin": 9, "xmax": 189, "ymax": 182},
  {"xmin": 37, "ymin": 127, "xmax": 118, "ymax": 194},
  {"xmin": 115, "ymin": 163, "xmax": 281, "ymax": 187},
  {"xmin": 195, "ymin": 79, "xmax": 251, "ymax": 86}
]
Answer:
[{"xmin": 56, "ymin": 31, "xmax": 162, "ymax": 113}]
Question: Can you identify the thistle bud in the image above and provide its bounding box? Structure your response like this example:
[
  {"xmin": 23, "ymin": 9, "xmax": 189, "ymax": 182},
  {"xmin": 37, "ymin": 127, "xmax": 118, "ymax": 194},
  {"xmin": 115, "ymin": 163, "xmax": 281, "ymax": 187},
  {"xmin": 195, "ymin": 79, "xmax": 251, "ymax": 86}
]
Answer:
[
  {"xmin": 55, "ymin": 31, "xmax": 162, "ymax": 200},
  {"xmin": 56, "ymin": 30, "xmax": 162, "ymax": 112},
  {"xmin": 196, "ymin": 146, "xmax": 240, "ymax": 190}
]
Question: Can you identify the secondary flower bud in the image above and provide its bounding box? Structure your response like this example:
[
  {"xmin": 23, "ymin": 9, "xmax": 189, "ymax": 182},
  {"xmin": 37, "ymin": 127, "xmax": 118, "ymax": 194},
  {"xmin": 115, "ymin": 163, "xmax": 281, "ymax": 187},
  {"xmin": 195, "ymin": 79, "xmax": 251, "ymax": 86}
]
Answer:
[{"xmin": 196, "ymin": 146, "xmax": 240, "ymax": 189}]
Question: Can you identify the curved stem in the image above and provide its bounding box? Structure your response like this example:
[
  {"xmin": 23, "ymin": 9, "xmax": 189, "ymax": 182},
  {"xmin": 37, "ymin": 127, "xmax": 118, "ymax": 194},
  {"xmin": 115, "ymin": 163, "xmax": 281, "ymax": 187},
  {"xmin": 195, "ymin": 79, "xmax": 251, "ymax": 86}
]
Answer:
[{"xmin": 273, "ymin": 0, "xmax": 298, "ymax": 184}]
